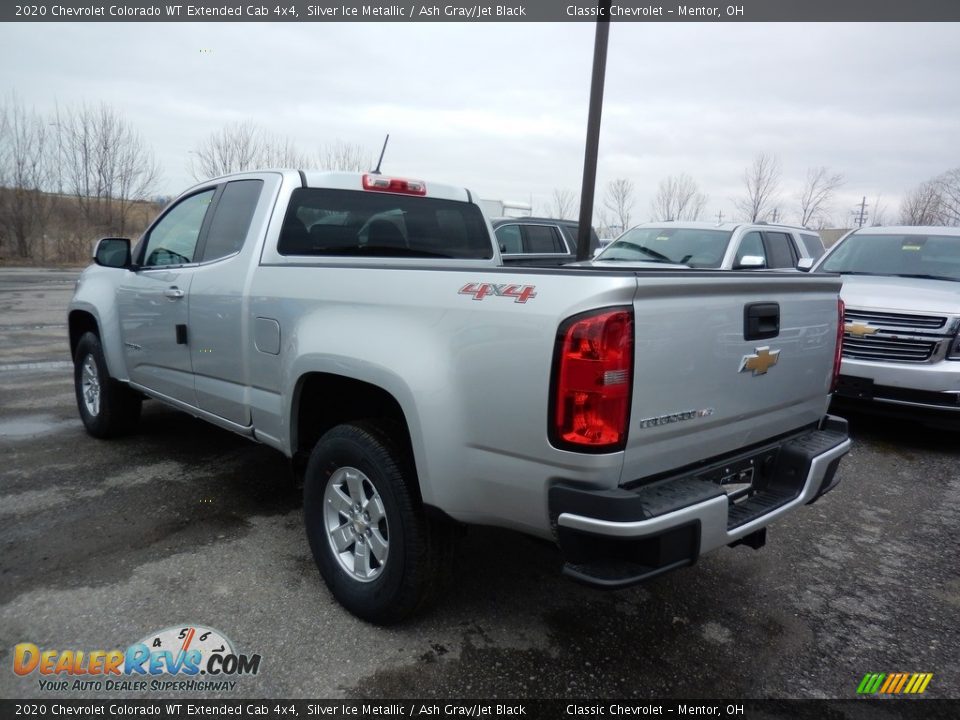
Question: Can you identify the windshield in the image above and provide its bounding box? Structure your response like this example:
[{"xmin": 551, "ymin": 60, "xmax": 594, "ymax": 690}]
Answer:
[
  {"xmin": 595, "ymin": 227, "xmax": 732, "ymax": 267},
  {"xmin": 820, "ymin": 233, "xmax": 960, "ymax": 282}
]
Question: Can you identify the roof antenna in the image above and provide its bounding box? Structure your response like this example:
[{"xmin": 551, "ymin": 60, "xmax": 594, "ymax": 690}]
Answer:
[{"xmin": 371, "ymin": 134, "xmax": 390, "ymax": 175}]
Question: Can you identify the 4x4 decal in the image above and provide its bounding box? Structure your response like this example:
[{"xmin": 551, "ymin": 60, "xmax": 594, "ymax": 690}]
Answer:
[{"xmin": 459, "ymin": 282, "xmax": 537, "ymax": 304}]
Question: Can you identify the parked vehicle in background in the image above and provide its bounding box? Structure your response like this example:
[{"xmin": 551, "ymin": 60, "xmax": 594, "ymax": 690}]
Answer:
[
  {"xmin": 68, "ymin": 169, "xmax": 850, "ymax": 624},
  {"xmin": 594, "ymin": 221, "xmax": 825, "ymax": 270},
  {"xmin": 491, "ymin": 216, "xmax": 600, "ymax": 265},
  {"xmin": 814, "ymin": 225, "xmax": 960, "ymax": 426},
  {"xmin": 478, "ymin": 198, "xmax": 532, "ymax": 219}
]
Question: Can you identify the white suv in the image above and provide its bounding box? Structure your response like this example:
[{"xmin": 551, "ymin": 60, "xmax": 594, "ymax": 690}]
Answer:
[
  {"xmin": 594, "ymin": 221, "xmax": 825, "ymax": 270},
  {"xmin": 813, "ymin": 225, "xmax": 960, "ymax": 426}
]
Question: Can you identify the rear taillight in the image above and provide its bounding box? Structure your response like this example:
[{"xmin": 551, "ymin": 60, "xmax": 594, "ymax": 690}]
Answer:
[
  {"xmin": 362, "ymin": 174, "xmax": 426, "ymax": 196},
  {"xmin": 832, "ymin": 297, "xmax": 845, "ymax": 391},
  {"xmin": 550, "ymin": 307, "xmax": 634, "ymax": 452}
]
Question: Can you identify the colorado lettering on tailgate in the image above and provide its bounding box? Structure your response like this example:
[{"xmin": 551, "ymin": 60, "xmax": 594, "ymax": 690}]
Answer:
[{"xmin": 458, "ymin": 282, "xmax": 537, "ymax": 303}]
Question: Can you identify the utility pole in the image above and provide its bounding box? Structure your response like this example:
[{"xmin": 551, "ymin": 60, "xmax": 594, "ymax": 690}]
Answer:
[
  {"xmin": 576, "ymin": 0, "xmax": 613, "ymax": 261},
  {"xmin": 853, "ymin": 196, "xmax": 868, "ymax": 228}
]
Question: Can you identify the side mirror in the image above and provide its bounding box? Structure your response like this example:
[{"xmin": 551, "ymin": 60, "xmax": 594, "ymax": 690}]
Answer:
[
  {"xmin": 93, "ymin": 237, "xmax": 132, "ymax": 269},
  {"xmin": 796, "ymin": 257, "xmax": 815, "ymax": 272},
  {"xmin": 734, "ymin": 255, "xmax": 765, "ymax": 269}
]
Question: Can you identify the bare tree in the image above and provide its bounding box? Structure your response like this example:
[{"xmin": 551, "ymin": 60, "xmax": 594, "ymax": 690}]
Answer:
[
  {"xmin": 896, "ymin": 168, "xmax": 960, "ymax": 226},
  {"xmin": 189, "ymin": 121, "xmax": 263, "ymax": 180},
  {"xmin": 55, "ymin": 102, "xmax": 160, "ymax": 237},
  {"xmin": 870, "ymin": 194, "xmax": 890, "ymax": 226},
  {"xmin": 735, "ymin": 153, "xmax": 781, "ymax": 222},
  {"xmin": 592, "ymin": 207, "xmax": 616, "ymax": 238},
  {"xmin": 811, "ymin": 213, "xmax": 833, "ymax": 230},
  {"xmin": 603, "ymin": 178, "xmax": 635, "ymax": 234},
  {"xmin": 649, "ymin": 174, "xmax": 708, "ymax": 221},
  {"xmin": 551, "ymin": 188, "xmax": 576, "ymax": 220},
  {"xmin": 935, "ymin": 167, "xmax": 960, "ymax": 225},
  {"xmin": 0, "ymin": 103, "xmax": 7, "ymax": 184},
  {"xmin": 191, "ymin": 122, "xmax": 367, "ymax": 177},
  {"xmin": 317, "ymin": 140, "xmax": 370, "ymax": 172},
  {"xmin": 798, "ymin": 166, "xmax": 844, "ymax": 227},
  {"xmin": 0, "ymin": 106, "xmax": 7, "ymax": 255},
  {"xmin": 260, "ymin": 133, "xmax": 313, "ymax": 169},
  {"xmin": 899, "ymin": 181, "xmax": 944, "ymax": 224},
  {"xmin": 0, "ymin": 95, "xmax": 55, "ymax": 258}
]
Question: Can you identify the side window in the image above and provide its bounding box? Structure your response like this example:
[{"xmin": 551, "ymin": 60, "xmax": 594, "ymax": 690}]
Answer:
[
  {"xmin": 799, "ymin": 232, "xmax": 825, "ymax": 259},
  {"xmin": 201, "ymin": 180, "xmax": 264, "ymax": 262},
  {"xmin": 735, "ymin": 231, "xmax": 767, "ymax": 267},
  {"xmin": 765, "ymin": 231, "xmax": 797, "ymax": 268},
  {"xmin": 141, "ymin": 189, "xmax": 216, "ymax": 267},
  {"xmin": 523, "ymin": 225, "xmax": 566, "ymax": 254},
  {"xmin": 495, "ymin": 224, "xmax": 523, "ymax": 254}
]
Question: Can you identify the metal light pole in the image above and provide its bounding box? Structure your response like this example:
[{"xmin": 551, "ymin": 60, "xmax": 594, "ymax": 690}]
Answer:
[{"xmin": 575, "ymin": 0, "xmax": 612, "ymax": 261}]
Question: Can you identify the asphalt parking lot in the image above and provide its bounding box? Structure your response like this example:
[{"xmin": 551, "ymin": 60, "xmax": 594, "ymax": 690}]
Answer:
[{"xmin": 1, "ymin": 267, "xmax": 958, "ymax": 701}]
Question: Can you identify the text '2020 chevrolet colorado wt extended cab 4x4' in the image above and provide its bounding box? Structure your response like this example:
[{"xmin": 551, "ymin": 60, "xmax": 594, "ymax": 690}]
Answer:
[{"xmin": 69, "ymin": 170, "xmax": 851, "ymax": 623}]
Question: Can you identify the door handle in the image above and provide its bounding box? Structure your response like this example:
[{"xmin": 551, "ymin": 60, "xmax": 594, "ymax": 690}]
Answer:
[
  {"xmin": 744, "ymin": 302, "xmax": 780, "ymax": 340},
  {"xmin": 164, "ymin": 287, "xmax": 185, "ymax": 299}
]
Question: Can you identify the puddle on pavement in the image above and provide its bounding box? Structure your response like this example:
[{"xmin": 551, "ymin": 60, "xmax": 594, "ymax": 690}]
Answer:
[{"xmin": 0, "ymin": 414, "xmax": 74, "ymax": 438}]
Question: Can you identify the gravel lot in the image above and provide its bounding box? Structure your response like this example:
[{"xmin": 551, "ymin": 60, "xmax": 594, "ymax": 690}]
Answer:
[{"xmin": 1, "ymin": 267, "xmax": 958, "ymax": 701}]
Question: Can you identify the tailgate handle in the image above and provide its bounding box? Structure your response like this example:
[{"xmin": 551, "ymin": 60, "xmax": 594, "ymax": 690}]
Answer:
[{"xmin": 744, "ymin": 302, "xmax": 780, "ymax": 340}]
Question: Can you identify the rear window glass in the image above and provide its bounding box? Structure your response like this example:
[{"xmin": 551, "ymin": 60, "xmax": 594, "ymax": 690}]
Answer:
[
  {"xmin": 495, "ymin": 224, "xmax": 523, "ymax": 253},
  {"xmin": 524, "ymin": 225, "xmax": 566, "ymax": 254},
  {"xmin": 278, "ymin": 188, "xmax": 492, "ymax": 260}
]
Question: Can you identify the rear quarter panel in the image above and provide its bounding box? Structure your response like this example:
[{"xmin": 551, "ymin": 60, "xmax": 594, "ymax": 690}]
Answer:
[{"xmin": 248, "ymin": 265, "xmax": 638, "ymax": 537}]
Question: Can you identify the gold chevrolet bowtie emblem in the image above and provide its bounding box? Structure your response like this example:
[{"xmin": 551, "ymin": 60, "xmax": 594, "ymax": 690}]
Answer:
[
  {"xmin": 845, "ymin": 322, "xmax": 879, "ymax": 337},
  {"xmin": 739, "ymin": 346, "xmax": 781, "ymax": 376}
]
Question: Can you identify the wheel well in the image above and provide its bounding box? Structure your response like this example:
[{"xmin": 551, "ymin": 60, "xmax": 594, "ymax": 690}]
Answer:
[
  {"xmin": 293, "ymin": 373, "xmax": 417, "ymax": 489},
  {"xmin": 69, "ymin": 311, "xmax": 99, "ymax": 359}
]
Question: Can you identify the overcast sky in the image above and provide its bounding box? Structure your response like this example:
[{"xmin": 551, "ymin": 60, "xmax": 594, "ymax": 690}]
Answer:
[{"xmin": 2, "ymin": 21, "xmax": 959, "ymax": 227}]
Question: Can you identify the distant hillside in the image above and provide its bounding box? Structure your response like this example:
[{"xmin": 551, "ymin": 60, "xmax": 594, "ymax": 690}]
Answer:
[{"xmin": 0, "ymin": 188, "xmax": 163, "ymax": 265}]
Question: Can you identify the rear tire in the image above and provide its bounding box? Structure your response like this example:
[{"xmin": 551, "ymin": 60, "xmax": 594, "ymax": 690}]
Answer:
[
  {"xmin": 303, "ymin": 421, "xmax": 448, "ymax": 624},
  {"xmin": 73, "ymin": 332, "xmax": 142, "ymax": 438}
]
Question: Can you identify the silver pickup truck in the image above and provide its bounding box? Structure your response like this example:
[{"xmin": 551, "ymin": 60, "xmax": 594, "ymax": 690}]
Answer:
[{"xmin": 68, "ymin": 170, "xmax": 851, "ymax": 623}]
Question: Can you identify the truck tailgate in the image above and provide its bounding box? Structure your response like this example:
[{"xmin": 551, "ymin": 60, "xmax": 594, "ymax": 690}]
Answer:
[{"xmin": 620, "ymin": 271, "xmax": 842, "ymax": 485}]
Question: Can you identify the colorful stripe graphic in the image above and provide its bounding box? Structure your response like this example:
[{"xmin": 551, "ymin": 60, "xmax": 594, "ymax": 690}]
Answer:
[{"xmin": 857, "ymin": 672, "xmax": 933, "ymax": 695}]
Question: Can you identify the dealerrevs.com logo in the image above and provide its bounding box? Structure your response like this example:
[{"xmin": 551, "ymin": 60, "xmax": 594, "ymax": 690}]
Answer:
[{"xmin": 13, "ymin": 625, "xmax": 262, "ymax": 692}]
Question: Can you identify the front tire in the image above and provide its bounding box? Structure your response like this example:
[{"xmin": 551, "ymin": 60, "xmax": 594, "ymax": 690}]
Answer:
[
  {"xmin": 73, "ymin": 332, "xmax": 141, "ymax": 438},
  {"xmin": 303, "ymin": 421, "xmax": 446, "ymax": 624}
]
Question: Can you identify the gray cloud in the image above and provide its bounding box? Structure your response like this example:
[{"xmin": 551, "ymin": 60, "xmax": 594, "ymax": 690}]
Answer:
[{"xmin": 2, "ymin": 21, "xmax": 958, "ymax": 226}]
